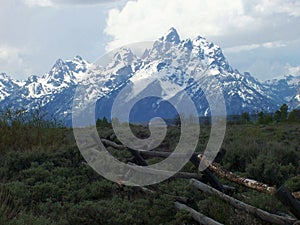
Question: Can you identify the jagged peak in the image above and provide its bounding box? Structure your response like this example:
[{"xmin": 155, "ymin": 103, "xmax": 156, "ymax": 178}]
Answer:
[
  {"xmin": 74, "ymin": 55, "xmax": 83, "ymax": 61},
  {"xmin": 53, "ymin": 58, "xmax": 65, "ymax": 68},
  {"xmin": 27, "ymin": 75, "xmax": 39, "ymax": 83},
  {"xmin": 182, "ymin": 39, "xmax": 193, "ymax": 50},
  {"xmin": 0, "ymin": 72, "xmax": 9, "ymax": 79},
  {"xmin": 161, "ymin": 27, "xmax": 180, "ymax": 44},
  {"xmin": 71, "ymin": 55, "xmax": 89, "ymax": 65},
  {"xmin": 193, "ymin": 35, "xmax": 213, "ymax": 48},
  {"xmin": 112, "ymin": 47, "xmax": 136, "ymax": 63}
]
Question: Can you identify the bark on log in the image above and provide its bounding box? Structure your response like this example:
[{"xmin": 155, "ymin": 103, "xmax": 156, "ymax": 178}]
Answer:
[
  {"xmin": 101, "ymin": 138, "xmax": 126, "ymax": 150},
  {"xmin": 198, "ymin": 154, "xmax": 300, "ymax": 200},
  {"xmin": 129, "ymin": 149, "xmax": 148, "ymax": 166},
  {"xmin": 191, "ymin": 154, "xmax": 226, "ymax": 192},
  {"xmin": 175, "ymin": 201, "xmax": 224, "ymax": 225},
  {"xmin": 275, "ymin": 185, "xmax": 300, "ymax": 219},
  {"xmin": 101, "ymin": 138, "xmax": 229, "ymax": 192},
  {"xmin": 190, "ymin": 178, "xmax": 299, "ymax": 225},
  {"xmin": 126, "ymin": 162, "xmax": 204, "ymax": 181}
]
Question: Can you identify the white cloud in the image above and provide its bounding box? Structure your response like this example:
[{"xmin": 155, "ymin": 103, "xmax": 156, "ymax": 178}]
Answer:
[
  {"xmin": 285, "ymin": 64, "xmax": 300, "ymax": 76},
  {"xmin": 224, "ymin": 44, "xmax": 260, "ymax": 53},
  {"xmin": 0, "ymin": 45, "xmax": 23, "ymax": 65},
  {"xmin": 224, "ymin": 40, "xmax": 287, "ymax": 53},
  {"xmin": 262, "ymin": 41, "xmax": 287, "ymax": 48},
  {"xmin": 22, "ymin": 0, "xmax": 126, "ymax": 7},
  {"xmin": 23, "ymin": 0, "xmax": 53, "ymax": 7},
  {"xmin": 104, "ymin": 0, "xmax": 300, "ymax": 51},
  {"xmin": 0, "ymin": 45, "xmax": 30, "ymax": 79},
  {"xmin": 104, "ymin": 0, "xmax": 255, "ymax": 50},
  {"xmin": 255, "ymin": 0, "xmax": 300, "ymax": 17}
]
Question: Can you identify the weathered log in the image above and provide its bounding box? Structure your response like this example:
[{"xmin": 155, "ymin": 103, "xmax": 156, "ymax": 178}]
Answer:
[
  {"xmin": 198, "ymin": 154, "xmax": 300, "ymax": 200},
  {"xmin": 213, "ymin": 148, "xmax": 226, "ymax": 164},
  {"xmin": 171, "ymin": 171, "xmax": 204, "ymax": 180},
  {"xmin": 198, "ymin": 154, "xmax": 277, "ymax": 193},
  {"xmin": 101, "ymin": 138, "xmax": 229, "ymax": 192},
  {"xmin": 275, "ymin": 185, "xmax": 300, "ymax": 219},
  {"xmin": 126, "ymin": 162, "xmax": 204, "ymax": 181},
  {"xmin": 294, "ymin": 192, "xmax": 300, "ymax": 200},
  {"xmin": 175, "ymin": 201, "xmax": 224, "ymax": 225},
  {"xmin": 190, "ymin": 178, "xmax": 299, "ymax": 225},
  {"xmin": 129, "ymin": 149, "xmax": 148, "ymax": 166},
  {"xmin": 101, "ymin": 138, "xmax": 126, "ymax": 150},
  {"xmin": 190, "ymin": 154, "xmax": 226, "ymax": 192},
  {"xmin": 102, "ymin": 138, "xmax": 195, "ymax": 158}
]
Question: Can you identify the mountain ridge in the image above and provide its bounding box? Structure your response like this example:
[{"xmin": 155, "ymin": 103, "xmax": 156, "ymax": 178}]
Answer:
[{"xmin": 0, "ymin": 28, "xmax": 299, "ymax": 124}]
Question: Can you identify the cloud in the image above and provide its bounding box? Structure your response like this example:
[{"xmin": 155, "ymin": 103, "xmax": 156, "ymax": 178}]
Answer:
[
  {"xmin": 262, "ymin": 41, "xmax": 287, "ymax": 48},
  {"xmin": 285, "ymin": 64, "xmax": 300, "ymax": 76},
  {"xmin": 0, "ymin": 45, "xmax": 29, "ymax": 79},
  {"xmin": 224, "ymin": 44, "xmax": 261, "ymax": 53},
  {"xmin": 104, "ymin": 0, "xmax": 300, "ymax": 51},
  {"xmin": 22, "ymin": 0, "xmax": 126, "ymax": 7},
  {"xmin": 224, "ymin": 40, "xmax": 288, "ymax": 53},
  {"xmin": 104, "ymin": 0, "xmax": 255, "ymax": 50},
  {"xmin": 255, "ymin": 0, "xmax": 300, "ymax": 17},
  {"xmin": 22, "ymin": 0, "xmax": 53, "ymax": 7}
]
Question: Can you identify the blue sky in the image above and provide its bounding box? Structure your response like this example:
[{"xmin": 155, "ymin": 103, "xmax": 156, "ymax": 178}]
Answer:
[{"xmin": 1, "ymin": 0, "xmax": 300, "ymax": 81}]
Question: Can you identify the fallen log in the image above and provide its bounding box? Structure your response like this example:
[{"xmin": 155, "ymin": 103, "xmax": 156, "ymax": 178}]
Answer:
[
  {"xmin": 101, "ymin": 138, "xmax": 230, "ymax": 192},
  {"xmin": 191, "ymin": 154, "xmax": 226, "ymax": 192},
  {"xmin": 175, "ymin": 201, "xmax": 224, "ymax": 225},
  {"xmin": 126, "ymin": 162, "xmax": 204, "ymax": 181},
  {"xmin": 198, "ymin": 154, "xmax": 300, "ymax": 200},
  {"xmin": 275, "ymin": 185, "xmax": 300, "ymax": 219},
  {"xmin": 190, "ymin": 178, "xmax": 299, "ymax": 225}
]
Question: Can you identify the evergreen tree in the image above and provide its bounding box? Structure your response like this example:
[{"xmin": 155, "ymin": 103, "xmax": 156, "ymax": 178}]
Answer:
[{"xmin": 280, "ymin": 104, "xmax": 288, "ymax": 121}]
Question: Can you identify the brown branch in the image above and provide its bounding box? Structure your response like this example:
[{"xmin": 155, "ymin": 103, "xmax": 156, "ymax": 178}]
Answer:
[
  {"xmin": 126, "ymin": 162, "xmax": 204, "ymax": 181},
  {"xmin": 190, "ymin": 179, "xmax": 299, "ymax": 225},
  {"xmin": 101, "ymin": 138, "xmax": 229, "ymax": 192},
  {"xmin": 175, "ymin": 201, "xmax": 224, "ymax": 225},
  {"xmin": 275, "ymin": 186, "xmax": 300, "ymax": 219},
  {"xmin": 101, "ymin": 138, "xmax": 126, "ymax": 150},
  {"xmin": 198, "ymin": 154, "xmax": 300, "ymax": 200}
]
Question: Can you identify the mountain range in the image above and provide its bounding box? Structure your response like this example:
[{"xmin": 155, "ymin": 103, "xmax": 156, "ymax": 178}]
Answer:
[{"xmin": 0, "ymin": 28, "xmax": 299, "ymax": 125}]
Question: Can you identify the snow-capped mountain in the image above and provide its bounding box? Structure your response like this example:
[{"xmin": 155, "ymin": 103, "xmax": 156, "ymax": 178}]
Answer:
[
  {"xmin": 92, "ymin": 28, "xmax": 278, "ymax": 122},
  {"xmin": 0, "ymin": 28, "xmax": 298, "ymax": 125},
  {"xmin": 263, "ymin": 75, "xmax": 300, "ymax": 105},
  {"xmin": 0, "ymin": 73, "xmax": 23, "ymax": 101},
  {"xmin": 289, "ymin": 94, "xmax": 300, "ymax": 109},
  {"xmin": 0, "ymin": 56, "xmax": 95, "ymax": 113}
]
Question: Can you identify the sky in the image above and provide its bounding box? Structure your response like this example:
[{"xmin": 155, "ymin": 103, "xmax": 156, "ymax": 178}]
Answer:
[{"xmin": 1, "ymin": 0, "xmax": 300, "ymax": 81}]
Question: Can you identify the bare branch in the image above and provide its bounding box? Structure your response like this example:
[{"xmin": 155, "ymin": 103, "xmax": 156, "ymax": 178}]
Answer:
[
  {"xmin": 198, "ymin": 154, "xmax": 300, "ymax": 200},
  {"xmin": 190, "ymin": 178, "xmax": 299, "ymax": 225},
  {"xmin": 175, "ymin": 201, "xmax": 224, "ymax": 225}
]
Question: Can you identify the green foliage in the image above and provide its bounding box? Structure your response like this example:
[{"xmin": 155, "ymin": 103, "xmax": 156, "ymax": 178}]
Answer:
[
  {"xmin": 257, "ymin": 111, "xmax": 273, "ymax": 124},
  {"xmin": 8, "ymin": 213, "xmax": 54, "ymax": 225},
  {"xmin": 223, "ymin": 123, "xmax": 300, "ymax": 187},
  {"xmin": 174, "ymin": 210, "xmax": 196, "ymax": 225},
  {"xmin": 0, "ymin": 185, "xmax": 19, "ymax": 223},
  {"xmin": 288, "ymin": 109, "xmax": 300, "ymax": 123},
  {"xmin": 280, "ymin": 104, "xmax": 288, "ymax": 121},
  {"xmin": 241, "ymin": 112, "xmax": 250, "ymax": 123},
  {"xmin": 0, "ymin": 108, "xmax": 66, "ymax": 154},
  {"xmin": 0, "ymin": 107, "xmax": 299, "ymax": 224},
  {"xmin": 96, "ymin": 117, "xmax": 111, "ymax": 128},
  {"xmin": 285, "ymin": 175, "xmax": 300, "ymax": 191}
]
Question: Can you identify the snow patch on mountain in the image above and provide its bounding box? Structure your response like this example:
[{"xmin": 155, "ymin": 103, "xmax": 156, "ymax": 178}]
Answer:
[{"xmin": 0, "ymin": 28, "xmax": 299, "ymax": 124}]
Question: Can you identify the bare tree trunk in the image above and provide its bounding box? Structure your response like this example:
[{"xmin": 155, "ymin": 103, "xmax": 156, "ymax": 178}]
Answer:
[
  {"xmin": 101, "ymin": 138, "xmax": 230, "ymax": 192},
  {"xmin": 175, "ymin": 201, "xmax": 224, "ymax": 225},
  {"xmin": 190, "ymin": 178, "xmax": 298, "ymax": 225},
  {"xmin": 275, "ymin": 185, "xmax": 300, "ymax": 219},
  {"xmin": 198, "ymin": 154, "xmax": 300, "ymax": 200}
]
